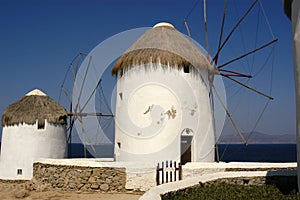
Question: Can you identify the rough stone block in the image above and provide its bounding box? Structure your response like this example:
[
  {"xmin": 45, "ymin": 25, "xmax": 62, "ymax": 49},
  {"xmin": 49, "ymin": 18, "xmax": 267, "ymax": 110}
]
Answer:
[
  {"xmin": 91, "ymin": 184, "xmax": 99, "ymax": 189},
  {"xmin": 100, "ymin": 183, "xmax": 109, "ymax": 191}
]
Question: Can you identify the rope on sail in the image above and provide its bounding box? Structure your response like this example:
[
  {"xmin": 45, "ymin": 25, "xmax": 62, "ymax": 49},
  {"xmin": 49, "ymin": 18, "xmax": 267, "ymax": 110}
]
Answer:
[
  {"xmin": 258, "ymin": 0, "xmax": 275, "ymax": 39},
  {"xmin": 58, "ymin": 53, "xmax": 85, "ymax": 103},
  {"xmin": 213, "ymin": 0, "xmax": 259, "ymax": 61},
  {"xmin": 250, "ymin": 4, "xmax": 261, "ymax": 74},
  {"xmin": 99, "ymin": 83, "xmax": 114, "ymax": 115},
  {"xmin": 212, "ymin": 84, "xmax": 247, "ymax": 145},
  {"xmin": 180, "ymin": 0, "xmax": 200, "ymax": 32},
  {"xmin": 245, "ymin": 45, "xmax": 276, "ymax": 143}
]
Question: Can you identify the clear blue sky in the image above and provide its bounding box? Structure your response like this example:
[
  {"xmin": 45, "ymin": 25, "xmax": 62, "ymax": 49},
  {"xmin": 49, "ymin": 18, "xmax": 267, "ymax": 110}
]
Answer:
[{"xmin": 0, "ymin": 0, "xmax": 294, "ymax": 141}]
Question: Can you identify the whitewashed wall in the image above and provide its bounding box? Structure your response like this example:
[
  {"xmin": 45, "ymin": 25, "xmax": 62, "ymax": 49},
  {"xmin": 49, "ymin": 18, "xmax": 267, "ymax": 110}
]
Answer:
[
  {"xmin": 114, "ymin": 63, "xmax": 214, "ymax": 163},
  {"xmin": 0, "ymin": 120, "xmax": 67, "ymax": 179},
  {"xmin": 290, "ymin": 0, "xmax": 300, "ymax": 192}
]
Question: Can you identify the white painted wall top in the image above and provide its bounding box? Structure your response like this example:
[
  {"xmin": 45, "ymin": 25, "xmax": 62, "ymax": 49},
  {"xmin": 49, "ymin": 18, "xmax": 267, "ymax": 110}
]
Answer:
[
  {"xmin": 25, "ymin": 89, "xmax": 47, "ymax": 96},
  {"xmin": 183, "ymin": 162, "xmax": 297, "ymax": 169},
  {"xmin": 153, "ymin": 22, "xmax": 174, "ymax": 29}
]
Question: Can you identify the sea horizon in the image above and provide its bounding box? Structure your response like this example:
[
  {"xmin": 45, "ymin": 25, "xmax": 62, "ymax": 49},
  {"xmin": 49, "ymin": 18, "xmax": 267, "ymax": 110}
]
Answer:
[
  {"xmin": 0, "ymin": 141, "xmax": 296, "ymax": 162},
  {"xmin": 65, "ymin": 143, "xmax": 297, "ymax": 163}
]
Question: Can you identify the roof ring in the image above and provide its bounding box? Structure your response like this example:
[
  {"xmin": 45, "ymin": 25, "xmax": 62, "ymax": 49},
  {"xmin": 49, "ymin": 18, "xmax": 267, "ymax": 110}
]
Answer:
[{"xmin": 153, "ymin": 22, "xmax": 175, "ymax": 29}]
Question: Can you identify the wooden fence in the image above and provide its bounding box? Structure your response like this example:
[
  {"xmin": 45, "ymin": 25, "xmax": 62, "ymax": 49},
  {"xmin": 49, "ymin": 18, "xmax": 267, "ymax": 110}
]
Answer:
[{"xmin": 156, "ymin": 160, "xmax": 182, "ymax": 185}]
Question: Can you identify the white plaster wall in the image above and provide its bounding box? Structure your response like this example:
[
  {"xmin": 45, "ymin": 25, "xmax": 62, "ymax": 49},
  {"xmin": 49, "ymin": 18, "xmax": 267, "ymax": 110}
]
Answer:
[
  {"xmin": 0, "ymin": 121, "xmax": 67, "ymax": 179},
  {"xmin": 182, "ymin": 162, "xmax": 297, "ymax": 179},
  {"xmin": 114, "ymin": 63, "xmax": 214, "ymax": 163},
  {"xmin": 125, "ymin": 164, "xmax": 157, "ymax": 191}
]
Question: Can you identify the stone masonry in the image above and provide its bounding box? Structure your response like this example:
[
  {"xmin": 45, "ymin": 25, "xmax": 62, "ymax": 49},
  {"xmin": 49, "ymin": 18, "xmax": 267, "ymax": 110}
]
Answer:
[
  {"xmin": 0, "ymin": 160, "xmax": 296, "ymax": 194},
  {"xmin": 29, "ymin": 162, "xmax": 127, "ymax": 192}
]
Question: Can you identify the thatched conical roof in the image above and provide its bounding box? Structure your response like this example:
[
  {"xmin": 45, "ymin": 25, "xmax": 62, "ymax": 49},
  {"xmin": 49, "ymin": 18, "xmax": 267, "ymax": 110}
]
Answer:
[
  {"xmin": 112, "ymin": 22, "xmax": 213, "ymax": 75},
  {"xmin": 2, "ymin": 89, "xmax": 67, "ymax": 127}
]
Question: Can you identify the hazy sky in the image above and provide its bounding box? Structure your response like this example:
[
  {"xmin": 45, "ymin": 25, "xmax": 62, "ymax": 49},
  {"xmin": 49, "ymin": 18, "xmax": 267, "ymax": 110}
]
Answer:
[{"xmin": 0, "ymin": 0, "xmax": 294, "ymax": 143}]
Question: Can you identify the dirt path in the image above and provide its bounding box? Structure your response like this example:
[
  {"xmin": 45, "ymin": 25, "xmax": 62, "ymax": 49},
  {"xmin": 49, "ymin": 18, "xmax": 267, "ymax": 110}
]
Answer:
[
  {"xmin": 1, "ymin": 190, "xmax": 142, "ymax": 200},
  {"xmin": 0, "ymin": 182, "xmax": 142, "ymax": 200}
]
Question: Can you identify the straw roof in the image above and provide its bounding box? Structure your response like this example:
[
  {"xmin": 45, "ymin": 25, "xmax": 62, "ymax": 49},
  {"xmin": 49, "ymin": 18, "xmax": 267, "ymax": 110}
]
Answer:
[
  {"xmin": 2, "ymin": 89, "xmax": 67, "ymax": 127},
  {"xmin": 112, "ymin": 22, "xmax": 213, "ymax": 75}
]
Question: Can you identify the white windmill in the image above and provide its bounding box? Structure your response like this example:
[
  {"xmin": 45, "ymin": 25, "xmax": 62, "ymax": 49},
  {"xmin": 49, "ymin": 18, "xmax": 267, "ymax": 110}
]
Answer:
[
  {"xmin": 60, "ymin": 0, "xmax": 277, "ymax": 165},
  {"xmin": 0, "ymin": 89, "xmax": 67, "ymax": 179}
]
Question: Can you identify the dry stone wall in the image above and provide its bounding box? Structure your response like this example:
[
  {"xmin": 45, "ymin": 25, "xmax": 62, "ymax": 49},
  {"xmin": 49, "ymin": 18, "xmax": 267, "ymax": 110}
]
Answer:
[
  {"xmin": 207, "ymin": 175, "xmax": 297, "ymax": 189},
  {"xmin": 30, "ymin": 162, "xmax": 127, "ymax": 192},
  {"xmin": 1, "ymin": 161, "xmax": 296, "ymax": 194}
]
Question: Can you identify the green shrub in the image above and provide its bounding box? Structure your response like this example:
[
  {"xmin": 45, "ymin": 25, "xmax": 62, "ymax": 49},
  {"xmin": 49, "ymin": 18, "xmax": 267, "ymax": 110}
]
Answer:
[{"xmin": 162, "ymin": 183, "xmax": 300, "ymax": 200}]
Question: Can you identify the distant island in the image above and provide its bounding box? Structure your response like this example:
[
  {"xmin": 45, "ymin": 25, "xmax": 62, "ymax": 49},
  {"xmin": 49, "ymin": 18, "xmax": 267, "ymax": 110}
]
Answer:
[{"xmin": 218, "ymin": 132, "xmax": 296, "ymax": 144}]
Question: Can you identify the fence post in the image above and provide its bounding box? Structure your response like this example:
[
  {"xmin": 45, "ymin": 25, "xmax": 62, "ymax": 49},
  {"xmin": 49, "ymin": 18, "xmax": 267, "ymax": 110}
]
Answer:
[
  {"xmin": 174, "ymin": 161, "xmax": 177, "ymax": 181},
  {"xmin": 179, "ymin": 162, "xmax": 182, "ymax": 180},
  {"xmin": 166, "ymin": 160, "xmax": 169, "ymax": 183},
  {"xmin": 170, "ymin": 160, "xmax": 173, "ymax": 182},
  {"xmin": 156, "ymin": 162, "xmax": 159, "ymax": 185},
  {"xmin": 161, "ymin": 161, "xmax": 164, "ymax": 184}
]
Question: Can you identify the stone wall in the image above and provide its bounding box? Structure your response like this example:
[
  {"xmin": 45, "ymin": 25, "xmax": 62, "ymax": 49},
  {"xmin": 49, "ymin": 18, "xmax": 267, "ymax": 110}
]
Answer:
[
  {"xmin": 1, "ymin": 160, "xmax": 296, "ymax": 194},
  {"xmin": 30, "ymin": 162, "xmax": 127, "ymax": 192},
  {"xmin": 206, "ymin": 175, "xmax": 298, "ymax": 194},
  {"xmin": 25, "ymin": 159, "xmax": 157, "ymax": 192}
]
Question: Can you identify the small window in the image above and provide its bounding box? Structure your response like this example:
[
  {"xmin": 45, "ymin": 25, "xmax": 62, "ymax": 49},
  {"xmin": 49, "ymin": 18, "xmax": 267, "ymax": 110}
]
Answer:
[
  {"xmin": 117, "ymin": 142, "xmax": 121, "ymax": 149},
  {"xmin": 17, "ymin": 169, "xmax": 22, "ymax": 175},
  {"xmin": 119, "ymin": 92, "xmax": 123, "ymax": 100},
  {"xmin": 37, "ymin": 119, "xmax": 45, "ymax": 130},
  {"xmin": 183, "ymin": 65, "xmax": 190, "ymax": 73}
]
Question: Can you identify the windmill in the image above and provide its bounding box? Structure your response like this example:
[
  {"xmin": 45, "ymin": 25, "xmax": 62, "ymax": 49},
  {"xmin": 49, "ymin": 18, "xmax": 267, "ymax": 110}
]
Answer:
[{"xmin": 59, "ymin": 0, "xmax": 277, "ymax": 162}]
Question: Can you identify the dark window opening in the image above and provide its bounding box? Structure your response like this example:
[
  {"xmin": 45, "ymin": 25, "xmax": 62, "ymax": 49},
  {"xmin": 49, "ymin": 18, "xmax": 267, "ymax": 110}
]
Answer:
[
  {"xmin": 183, "ymin": 65, "xmax": 190, "ymax": 73},
  {"xmin": 119, "ymin": 92, "xmax": 123, "ymax": 100},
  {"xmin": 17, "ymin": 169, "xmax": 22, "ymax": 175},
  {"xmin": 117, "ymin": 142, "xmax": 121, "ymax": 149},
  {"xmin": 37, "ymin": 119, "xmax": 45, "ymax": 130}
]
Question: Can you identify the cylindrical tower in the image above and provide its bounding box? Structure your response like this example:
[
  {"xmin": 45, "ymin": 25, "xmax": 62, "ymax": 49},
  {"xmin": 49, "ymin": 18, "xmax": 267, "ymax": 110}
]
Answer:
[
  {"xmin": 0, "ymin": 89, "xmax": 68, "ymax": 179},
  {"xmin": 112, "ymin": 22, "xmax": 215, "ymax": 163}
]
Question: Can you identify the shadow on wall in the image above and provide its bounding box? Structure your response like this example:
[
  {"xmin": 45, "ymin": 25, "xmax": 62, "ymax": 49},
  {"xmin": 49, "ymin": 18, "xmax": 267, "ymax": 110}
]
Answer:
[{"xmin": 266, "ymin": 170, "xmax": 298, "ymax": 195}]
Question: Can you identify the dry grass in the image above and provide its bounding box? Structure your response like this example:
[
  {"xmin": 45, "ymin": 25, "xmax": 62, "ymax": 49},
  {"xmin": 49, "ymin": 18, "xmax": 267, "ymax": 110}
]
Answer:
[
  {"xmin": 2, "ymin": 95, "xmax": 67, "ymax": 127},
  {"xmin": 112, "ymin": 25, "xmax": 213, "ymax": 75}
]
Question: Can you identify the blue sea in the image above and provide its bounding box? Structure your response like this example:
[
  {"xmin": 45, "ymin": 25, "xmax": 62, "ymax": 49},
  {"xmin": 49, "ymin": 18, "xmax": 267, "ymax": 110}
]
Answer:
[
  {"xmin": 69, "ymin": 143, "xmax": 297, "ymax": 162},
  {"xmin": 217, "ymin": 144, "xmax": 297, "ymax": 162}
]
